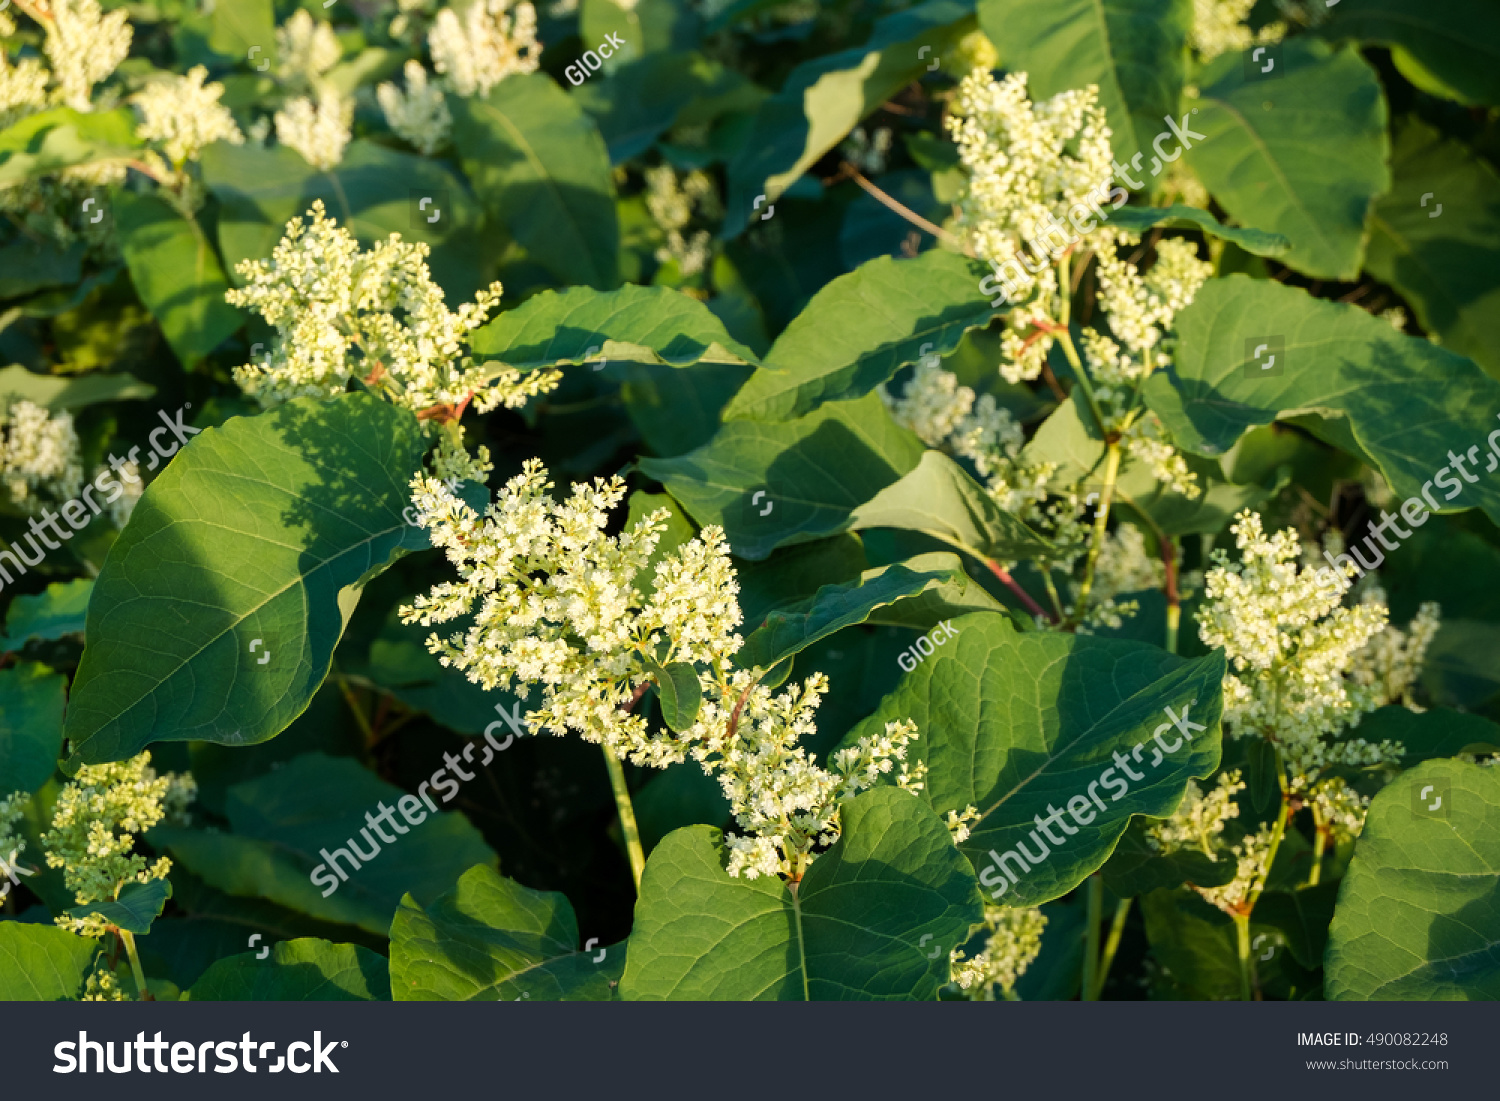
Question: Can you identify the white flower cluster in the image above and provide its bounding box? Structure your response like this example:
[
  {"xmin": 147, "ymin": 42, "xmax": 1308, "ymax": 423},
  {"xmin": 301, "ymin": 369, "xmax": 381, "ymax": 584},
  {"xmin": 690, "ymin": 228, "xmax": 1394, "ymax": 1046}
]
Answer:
[
  {"xmin": 274, "ymin": 86, "xmax": 353, "ymax": 171},
  {"xmin": 133, "ymin": 65, "xmax": 243, "ymax": 169},
  {"xmin": 0, "ymin": 399, "xmax": 84, "ymax": 510},
  {"xmin": 644, "ymin": 164, "xmax": 721, "ymax": 278},
  {"xmin": 947, "ymin": 70, "xmax": 1113, "ymax": 381},
  {"xmin": 1349, "ymin": 590, "xmax": 1441, "ymax": 710},
  {"xmin": 41, "ymin": 752, "xmax": 174, "ymax": 938},
  {"xmin": 1194, "ymin": 823, "xmax": 1274, "ymax": 914},
  {"xmin": 1198, "ymin": 511, "xmax": 1404, "ymax": 792},
  {"xmin": 38, "ymin": 0, "xmax": 132, "ymax": 112},
  {"xmin": 378, "ymin": 60, "xmax": 453, "ymax": 156},
  {"xmin": 429, "ymin": 0, "xmax": 540, "ymax": 98},
  {"xmin": 0, "ymin": 13, "xmax": 50, "ymax": 128},
  {"xmin": 1308, "ymin": 775, "xmax": 1369, "ymax": 844},
  {"xmin": 0, "ymin": 790, "xmax": 29, "ymax": 885},
  {"xmin": 402, "ymin": 460, "xmax": 928, "ymax": 879},
  {"xmin": 1147, "ymin": 770, "xmax": 1244, "ymax": 857},
  {"xmin": 841, "ymin": 126, "xmax": 893, "ymax": 175},
  {"xmin": 951, "ymin": 904, "xmax": 1047, "ymax": 998},
  {"xmin": 1189, "ymin": 0, "xmax": 1284, "ymax": 61},
  {"xmin": 225, "ymin": 202, "xmax": 558, "ymax": 471},
  {"xmin": 276, "ymin": 9, "xmax": 343, "ymax": 86}
]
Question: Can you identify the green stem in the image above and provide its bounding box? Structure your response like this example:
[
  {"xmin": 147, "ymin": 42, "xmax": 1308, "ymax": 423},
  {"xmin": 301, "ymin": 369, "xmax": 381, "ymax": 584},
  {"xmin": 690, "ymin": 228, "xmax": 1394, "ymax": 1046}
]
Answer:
[
  {"xmin": 1233, "ymin": 913, "xmax": 1253, "ymax": 1002},
  {"xmin": 1072, "ymin": 442, "xmax": 1123, "ymax": 621},
  {"xmin": 118, "ymin": 929, "xmax": 152, "ymax": 1001},
  {"xmin": 1094, "ymin": 897, "xmax": 1131, "ymax": 999},
  {"xmin": 1081, "ymin": 875, "xmax": 1102, "ymax": 1000},
  {"xmin": 1308, "ymin": 809, "xmax": 1327, "ymax": 888},
  {"xmin": 602, "ymin": 745, "xmax": 646, "ymax": 892},
  {"xmin": 1001, "ymin": 985, "xmax": 1021, "ymax": 1001}
]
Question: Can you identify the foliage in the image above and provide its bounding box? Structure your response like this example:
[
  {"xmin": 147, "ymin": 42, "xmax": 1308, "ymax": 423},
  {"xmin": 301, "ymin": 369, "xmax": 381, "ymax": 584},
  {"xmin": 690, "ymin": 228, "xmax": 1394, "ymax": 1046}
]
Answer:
[{"xmin": 0, "ymin": 0, "xmax": 1496, "ymax": 1005}]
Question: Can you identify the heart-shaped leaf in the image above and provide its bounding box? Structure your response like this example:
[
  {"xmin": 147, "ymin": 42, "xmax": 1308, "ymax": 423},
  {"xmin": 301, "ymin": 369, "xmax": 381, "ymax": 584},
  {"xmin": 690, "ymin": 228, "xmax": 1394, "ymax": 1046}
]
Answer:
[
  {"xmin": 68, "ymin": 878, "xmax": 172, "ymax": 935},
  {"xmin": 186, "ymin": 938, "xmax": 391, "ymax": 1001}
]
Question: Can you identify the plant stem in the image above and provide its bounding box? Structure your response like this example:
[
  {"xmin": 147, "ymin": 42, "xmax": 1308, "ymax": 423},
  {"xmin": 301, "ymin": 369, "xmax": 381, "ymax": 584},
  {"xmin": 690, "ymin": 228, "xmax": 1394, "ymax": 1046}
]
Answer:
[
  {"xmin": 1071, "ymin": 442, "xmax": 1122, "ymax": 621},
  {"xmin": 1094, "ymin": 897, "xmax": 1131, "ymax": 999},
  {"xmin": 1233, "ymin": 912, "xmax": 1253, "ymax": 1002},
  {"xmin": 981, "ymin": 557, "xmax": 1052, "ymax": 622},
  {"xmin": 1001, "ymin": 985, "xmax": 1021, "ymax": 1001},
  {"xmin": 118, "ymin": 930, "xmax": 153, "ymax": 1001},
  {"xmin": 601, "ymin": 745, "xmax": 646, "ymax": 892},
  {"xmin": 1308, "ymin": 807, "xmax": 1327, "ymax": 887},
  {"xmin": 840, "ymin": 163, "xmax": 965, "ymax": 249},
  {"xmin": 1161, "ymin": 534, "xmax": 1180, "ymax": 654},
  {"xmin": 1081, "ymin": 874, "xmax": 1102, "ymax": 1000}
]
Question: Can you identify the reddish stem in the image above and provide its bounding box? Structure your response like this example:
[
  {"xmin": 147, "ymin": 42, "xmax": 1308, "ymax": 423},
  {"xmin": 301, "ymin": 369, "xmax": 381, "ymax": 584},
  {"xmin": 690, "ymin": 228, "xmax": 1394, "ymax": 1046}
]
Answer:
[
  {"xmin": 1159, "ymin": 534, "xmax": 1180, "ymax": 610},
  {"xmin": 984, "ymin": 559, "xmax": 1053, "ymax": 622}
]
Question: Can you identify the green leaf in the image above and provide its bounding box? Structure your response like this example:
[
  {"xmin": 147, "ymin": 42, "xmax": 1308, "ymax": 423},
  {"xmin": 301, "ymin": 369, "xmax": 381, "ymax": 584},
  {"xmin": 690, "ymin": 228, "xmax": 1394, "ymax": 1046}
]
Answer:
[
  {"xmin": 390, "ymin": 864, "xmax": 622, "ymax": 1000},
  {"xmin": 186, "ymin": 938, "xmax": 391, "ymax": 1001},
  {"xmin": 0, "ymin": 237, "xmax": 84, "ymax": 298},
  {"xmin": 724, "ymin": 1, "xmax": 978, "ymax": 236},
  {"xmin": 202, "ymin": 139, "xmax": 488, "ymax": 301},
  {"xmin": 0, "ymin": 662, "xmax": 65, "ymax": 794},
  {"xmin": 0, "ymin": 108, "xmax": 140, "ymax": 186},
  {"xmin": 0, "ymin": 364, "xmax": 154, "ymax": 411},
  {"xmin": 0, "ymin": 922, "xmax": 99, "ymax": 1000},
  {"xmin": 737, "ymin": 552, "xmax": 968, "ymax": 670},
  {"xmin": 171, "ymin": 0, "xmax": 275, "ymax": 69},
  {"xmin": 1364, "ymin": 119, "xmax": 1500, "ymax": 378},
  {"xmin": 1144, "ymin": 276, "xmax": 1500, "ymax": 531},
  {"xmin": 580, "ymin": 0, "xmax": 698, "ymax": 64},
  {"xmin": 723, "ymin": 250, "xmax": 995, "ymax": 422},
  {"xmin": 738, "ymin": 535, "xmax": 869, "ymax": 629},
  {"xmin": 1255, "ymin": 882, "xmax": 1339, "ymax": 972},
  {"xmin": 977, "ymin": 0, "xmax": 1189, "ymax": 167},
  {"xmin": 847, "ymin": 450, "xmax": 1054, "ymax": 560},
  {"xmin": 1326, "ymin": 759, "xmax": 1500, "ymax": 999},
  {"xmin": 63, "ymin": 395, "xmax": 431, "ymax": 766},
  {"xmin": 1183, "ymin": 39, "xmax": 1389, "ymax": 280},
  {"xmin": 451, "ymin": 73, "xmax": 619, "ymax": 290},
  {"xmin": 1107, "ymin": 204, "xmax": 1289, "ymax": 257},
  {"xmin": 115, "ymin": 190, "xmax": 242, "ymax": 365},
  {"xmin": 155, "ymin": 752, "xmax": 498, "ymax": 937},
  {"xmin": 639, "ymin": 391, "xmax": 924, "ymax": 560},
  {"xmin": 621, "ymin": 360, "xmax": 757, "ymax": 457},
  {"xmin": 1320, "ymin": 0, "xmax": 1500, "ymax": 107},
  {"xmin": 846, "ymin": 613, "xmax": 1226, "ymax": 907},
  {"xmin": 1346, "ymin": 706, "xmax": 1500, "ymax": 770},
  {"xmin": 1, "ymin": 579, "xmax": 93, "ymax": 652},
  {"xmin": 620, "ymin": 787, "xmax": 982, "ymax": 1000},
  {"xmin": 471, "ymin": 283, "xmax": 760, "ymax": 368},
  {"xmin": 647, "ymin": 658, "xmax": 704, "ymax": 733},
  {"xmin": 68, "ymin": 878, "xmax": 172, "ymax": 935}
]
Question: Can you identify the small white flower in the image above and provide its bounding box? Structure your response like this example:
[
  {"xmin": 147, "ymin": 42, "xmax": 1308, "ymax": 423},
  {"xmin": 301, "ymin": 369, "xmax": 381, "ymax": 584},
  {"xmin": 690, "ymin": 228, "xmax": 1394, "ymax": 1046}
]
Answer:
[{"xmin": 274, "ymin": 86, "xmax": 353, "ymax": 171}]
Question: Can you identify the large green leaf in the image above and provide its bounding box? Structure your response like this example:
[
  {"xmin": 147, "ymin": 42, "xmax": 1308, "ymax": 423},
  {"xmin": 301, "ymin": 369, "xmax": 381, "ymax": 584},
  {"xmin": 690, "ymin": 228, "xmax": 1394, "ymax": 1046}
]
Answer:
[
  {"xmin": 155, "ymin": 752, "xmax": 497, "ymax": 937},
  {"xmin": 451, "ymin": 73, "xmax": 619, "ymax": 290},
  {"xmin": 1320, "ymin": 0, "xmax": 1500, "ymax": 107},
  {"xmin": 171, "ymin": 0, "xmax": 276, "ymax": 69},
  {"xmin": 471, "ymin": 283, "xmax": 760, "ymax": 369},
  {"xmin": 0, "ymin": 365, "xmax": 153, "ymax": 410},
  {"xmin": 0, "ymin": 237, "xmax": 84, "ymax": 298},
  {"xmin": 639, "ymin": 391, "xmax": 924, "ymax": 560},
  {"xmin": 115, "ymin": 190, "xmax": 242, "ymax": 365},
  {"xmin": 0, "ymin": 108, "xmax": 140, "ymax": 185},
  {"xmin": 1350, "ymin": 706, "xmax": 1500, "ymax": 768},
  {"xmin": 1144, "ymin": 276, "xmax": 1500, "ymax": 530},
  {"xmin": 846, "ymin": 613, "xmax": 1226, "ymax": 907},
  {"xmin": 0, "ymin": 662, "xmax": 64, "ymax": 793},
  {"xmin": 63, "ymin": 395, "xmax": 430, "ymax": 766},
  {"xmin": 1364, "ymin": 119, "xmax": 1500, "ymax": 378},
  {"xmin": 66, "ymin": 878, "xmax": 171, "ymax": 935},
  {"xmin": 579, "ymin": 0, "xmax": 698, "ymax": 64},
  {"xmin": 847, "ymin": 450, "xmax": 1054, "ymax": 560},
  {"xmin": 737, "ymin": 552, "xmax": 968, "ymax": 670},
  {"xmin": 723, "ymin": 1, "xmax": 977, "ymax": 237},
  {"xmin": 1326, "ymin": 759, "xmax": 1500, "ymax": 999},
  {"xmin": 1183, "ymin": 39, "xmax": 1389, "ymax": 280},
  {"xmin": 201, "ymin": 139, "xmax": 487, "ymax": 300},
  {"xmin": 391, "ymin": 864, "xmax": 622, "ymax": 1000},
  {"xmin": 186, "ymin": 938, "xmax": 390, "ymax": 1001},
  {"xmin": 723, "ymin": 250, "xmax": 994, "ymax": 422},
  {"xmin": 977, "ymin": 0, "xmax": 1189, "ymax": 170},
  {"xmin": 620, "ymin": 787, "xmax": 982, "ymax": 1000},
  {"xmin": 0, "ymin": 922, "xmax": 99, "ymax": 1001}
]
